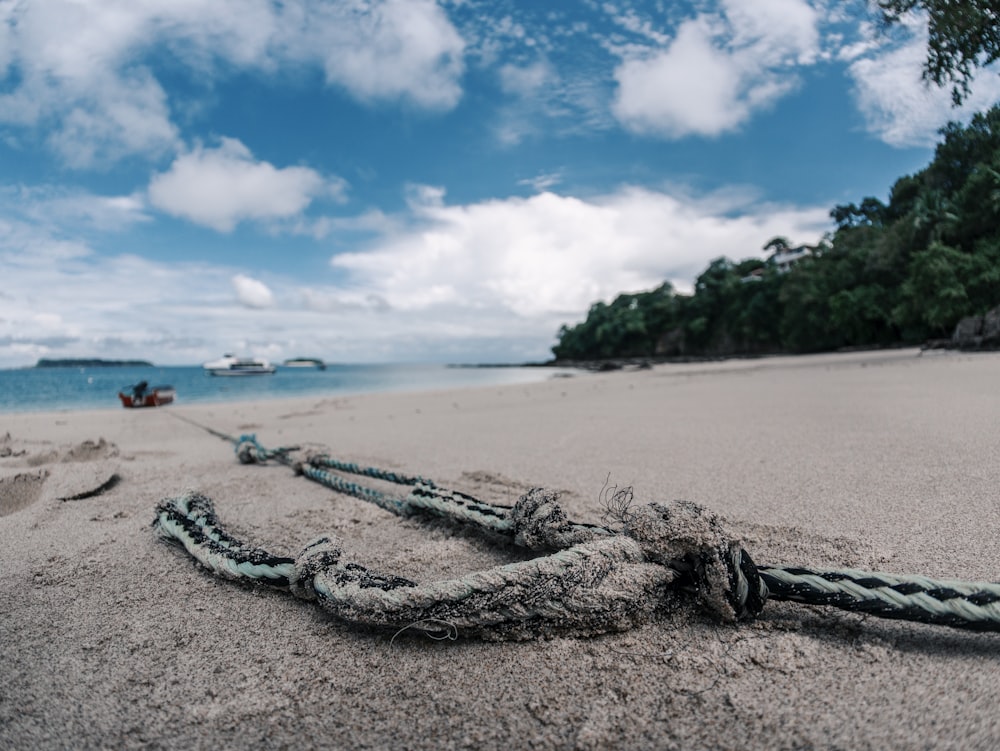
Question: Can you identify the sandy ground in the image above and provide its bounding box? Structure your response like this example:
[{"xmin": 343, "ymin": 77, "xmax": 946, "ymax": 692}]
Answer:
[{"xmin": 2, "ymin": 348, "xmax": 1000, "ymax": 750}]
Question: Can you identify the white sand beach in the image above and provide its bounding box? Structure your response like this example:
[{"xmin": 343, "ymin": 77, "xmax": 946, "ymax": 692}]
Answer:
[{"xmin": 3, "ymin": 348, "xmax": 1000, "ymax": 749}]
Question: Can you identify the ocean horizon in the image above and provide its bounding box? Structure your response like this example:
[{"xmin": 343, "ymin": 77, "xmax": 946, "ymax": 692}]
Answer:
[{"xmin": 0, "ymin": 362, "xmax": 576, "ymax": 414}]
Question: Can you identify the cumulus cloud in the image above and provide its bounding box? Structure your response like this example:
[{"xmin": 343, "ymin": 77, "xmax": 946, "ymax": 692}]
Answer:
[
  {"xmin": 721, "ymin": 0, "xmax": 820, "ymax": 66},
  {"xmin": 0, "ymin": 0, "xmax": 466, "ymax": 167},
  {"xmin": 611, "ymin": 0, "xmax": 819, "ymax": 138},
  {"xmin": 332, "ymin": 185, "xmax": 831, "ymax": 318},
  {"xmin": 232, "ymin": 274, "xmax": 276, "ymax": 308},
  {"xmin": 847, "ymin": 23, "xmax": 1000, "ymax": 147},
  {"xmin": 614, "ymin": 19, "xmax": 751, "ymax": 138},
  {"xmin": 307, "ymin": 0, "xmax": 465, "ymax": 108},
  {"xmin": 147, "ymin": 138, "xmax": 338, "ymax": 232}
]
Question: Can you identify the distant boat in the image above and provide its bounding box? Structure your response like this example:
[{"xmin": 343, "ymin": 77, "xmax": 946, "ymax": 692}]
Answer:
[
  {"xmin": 283, "ymin": 357, "xmax": 326, "ymax": 370},
  {"xmin": 119, "ymin": 380, "xmax": 175, "ymax": 408},
  {"xmin": 203, "ymin": 354, "xmax": 277, "ymax": 376}
]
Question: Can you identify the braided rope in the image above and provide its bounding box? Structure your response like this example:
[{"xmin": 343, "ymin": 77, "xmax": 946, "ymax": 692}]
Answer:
[
  {"xmin": 258, "ymin": 432, "xmax": 611, "ymax": 543},
  {"xmin": 152, "ymin": 430, "xmax": 1000, "ymax": 638},
  {"xmin": 308, "ymin": 454, "xmax": 436, "ymax": 489},
  {"xmin": 153, "ymin": 491, "xmax": 295, "ymax": 585},
  {"xmin": 299, "ymin": 463, "xmax": 407, "ymax": 515},
  {"xmin": 759, "ymin": 566, "xmax": 1000, "ymax": 631}
]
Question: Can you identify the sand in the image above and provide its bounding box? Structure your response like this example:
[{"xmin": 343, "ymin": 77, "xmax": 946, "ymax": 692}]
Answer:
[{"xmin": 2, "ymin": 348, "xmax": 999, "ymax": 750}]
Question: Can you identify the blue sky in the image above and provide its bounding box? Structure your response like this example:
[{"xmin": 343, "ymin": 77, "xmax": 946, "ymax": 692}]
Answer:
[{"xmin": 2, "ymin": 0, "xmax": 999, "ymax": 368}]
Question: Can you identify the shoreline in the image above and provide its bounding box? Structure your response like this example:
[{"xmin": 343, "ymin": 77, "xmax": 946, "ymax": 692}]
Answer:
[
  {"xmin": 4, "ymin": 347, "xmax": 1000, "ymax": 749},
  {"xmin": 0, "ymin": 362, "xmax": 581, "ymax": 416}
]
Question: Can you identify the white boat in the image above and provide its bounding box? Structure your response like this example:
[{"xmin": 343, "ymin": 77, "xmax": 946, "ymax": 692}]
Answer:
[
  {"xmin": 283, "ymin": 357, "xmax": 326, "ymax": 370},
  {"xmin": 203, "ymin": 354, "xmax": 277, "ymax": 376}
]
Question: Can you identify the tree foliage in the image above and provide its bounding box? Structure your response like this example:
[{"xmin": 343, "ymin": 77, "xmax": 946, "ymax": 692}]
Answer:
[
  {"xmin": 877, "ymin": 0, "xmax": 1000, "ymax": 105},
  {"xmin": 552, "ymin": 104, "xmax": 1000, "ymax": 361}
]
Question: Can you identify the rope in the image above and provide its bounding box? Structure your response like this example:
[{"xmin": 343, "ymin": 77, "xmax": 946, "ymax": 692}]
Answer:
[
  {"xmin": 154, "ymin": 491, "xmax": 746, "ymax": 639},
  {"xmin": 758, "ymin": 566, "xmax": 1000, "ymax": 631},
  {"xmin": 234, "ymin": 431, "xmax": 608, "ymax": 543},
  {"xmin": 153, "ymin": 427, "xmax": 1000, "ymax": 639}
]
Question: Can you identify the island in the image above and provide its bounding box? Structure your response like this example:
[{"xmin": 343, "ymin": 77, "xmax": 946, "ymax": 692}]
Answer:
[{"xmin": 34, "ymin": 358, "xmax": 154, "ymax": 368}]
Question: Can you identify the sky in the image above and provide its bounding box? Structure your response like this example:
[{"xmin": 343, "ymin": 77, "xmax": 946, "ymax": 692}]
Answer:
[{"xmin": 2, "ymin": 0, "xmax": 1000, "ymax": 368}]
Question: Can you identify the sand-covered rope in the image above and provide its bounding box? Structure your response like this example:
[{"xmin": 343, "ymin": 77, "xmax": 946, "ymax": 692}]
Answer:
[
  {"xmin": 154, "ymin": 489, "xmax": 762, "ymax": 639},
  {"xmin": 152, "ymin": 431, "xmax": 1000, "ymax": 638}
]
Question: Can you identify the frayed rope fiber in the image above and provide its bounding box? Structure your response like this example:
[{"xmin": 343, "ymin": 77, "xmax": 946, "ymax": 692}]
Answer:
[{"xmin": 151, "ymin": 433, "xmax": 1000, "ymax": 640}]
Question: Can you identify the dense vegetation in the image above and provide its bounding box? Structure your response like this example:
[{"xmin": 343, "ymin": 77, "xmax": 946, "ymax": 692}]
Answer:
[{"xmin": 552, "ymin": 104, "xmax": 1000, "ymax": 361}]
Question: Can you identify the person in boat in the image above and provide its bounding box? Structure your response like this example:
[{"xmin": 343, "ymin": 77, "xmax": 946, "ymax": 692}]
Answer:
[{"xmin": 132, "ymin": 380, "xmax": 149, "ymax": 402}]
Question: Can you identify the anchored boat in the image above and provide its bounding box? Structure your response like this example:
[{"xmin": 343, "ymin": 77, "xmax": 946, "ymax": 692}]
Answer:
[
  {"xmin": 203, "ymin": 354, "xmax": 277, "ymax": 376},
  {"xmin": 283, "ymin": 357, "xmax": 326, "ymax": 370},
  {"xmin": 119, "ymin": 381, "xmax": 175, "ymax": 408}
]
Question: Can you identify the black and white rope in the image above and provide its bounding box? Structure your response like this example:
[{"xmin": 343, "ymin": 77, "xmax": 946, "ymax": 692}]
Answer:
[
  {"xmin": 153, "ymin": 427, "xmax": 1000, "ymax": 638},
  {"xmin": 759, "ymin": 566, "xmax": 1000, "ymax": 631}
]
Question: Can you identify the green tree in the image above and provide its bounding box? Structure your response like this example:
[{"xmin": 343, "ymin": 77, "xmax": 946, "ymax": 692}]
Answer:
[
  {"xmin": 877, "ymin": 0, "xmax": 1000, "ymax": 105},
  {"xmin": 894, "ymin": 243, "xmax": 974, "ymax": 336},
  {"xmin": 553, "ymin": 102, "xmax": 1000, "ymax": 360}
]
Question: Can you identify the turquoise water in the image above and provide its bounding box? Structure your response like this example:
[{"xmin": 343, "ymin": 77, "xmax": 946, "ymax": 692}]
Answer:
[{"xmin": 0, "ymin": 363, "xmax": 571, "ymax": 413}]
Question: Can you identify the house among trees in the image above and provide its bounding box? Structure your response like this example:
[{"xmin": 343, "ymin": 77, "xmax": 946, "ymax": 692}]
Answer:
[
  {"xmin": 771, "ymin": 244, "xmax": 813, "ymax": 273},
  {"xmin": 763, "ymin": 237, "xmax": 814, "ymax": 273},
  {"xmin": 739, "ymin": 238, "xmax": 814, "ymax": 281}
]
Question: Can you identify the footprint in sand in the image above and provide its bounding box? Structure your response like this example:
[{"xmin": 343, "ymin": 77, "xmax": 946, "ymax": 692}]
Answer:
[
  {"xmin": 0, "ymin": 471, "xmax": 49, "ymax": 516},
  {"xmin": 0, "ymin": 435, "xmax": 123, "ymax": 515}
]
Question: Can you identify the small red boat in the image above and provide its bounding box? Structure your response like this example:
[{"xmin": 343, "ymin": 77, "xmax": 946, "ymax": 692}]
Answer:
[{"xmin": 118, "ymin": 381, "xmax": 175, "ymax": 408}]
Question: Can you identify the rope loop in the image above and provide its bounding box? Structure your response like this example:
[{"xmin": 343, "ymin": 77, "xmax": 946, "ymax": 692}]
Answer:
[
  {"xmin": 152, "ymin": 433, "xmax": 1000, "ymax": 638},
  {"xmin": 153, "ymin": 489, "xmax": 765, "ymax": 637}
]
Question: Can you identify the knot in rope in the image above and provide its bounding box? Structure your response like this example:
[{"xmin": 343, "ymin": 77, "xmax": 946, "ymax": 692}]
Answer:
[
  {"xmin": 622, "ymin": 501, "xmax": 767, "ymax": 621},
  {"xmin": 235, "ymin": 434, "xmax": 297, "ymax": 465},
  {"xmin": 287, "ymin": 537, "xmax": 341, "ymax": 601}
]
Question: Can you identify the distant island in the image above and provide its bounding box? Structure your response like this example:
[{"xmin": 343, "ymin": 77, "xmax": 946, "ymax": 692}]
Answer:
[{"xmin": 35, "ymin": 358, "xmax": 154, "ymax": 368}]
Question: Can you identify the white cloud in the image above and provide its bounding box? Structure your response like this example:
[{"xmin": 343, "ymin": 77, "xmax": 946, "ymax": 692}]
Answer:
[
  {"xmin": 721, "ymin": 0, "xmax": 820, "ymax": 66},
  {"xmin": 0, "ymin": 183, "xmax": 831, "ymax": 368},
  {"xmin": 518, "ymin": 172, "xmax": 563, "ymax": 192},
  {"xmin": 332, "ymin": 185, "xmax": 831, "ymax": 318},
  {"xmin": 2, "ymin": 186, "xmax": 150, "ymax": 232},
  {"xmin": 499, "ymin": 60, "xmax": 554, "ymax": 96},
  {"xmin": 306, "ymin": 0, "xmax": 465, "ymax": 109},
  {"xmin": 232, "ymin": 274, "xmax": 275, "ymax": 308},
  {"xmin": 848, "ymin": 24, "xmax": 1000, "ymax": 147},
  {"xmin": 611, "ymin": 0, "xmax": 820, "ymax": 138},
  {"xmin": 0, "ymin": 0, "xmax": 466, "ymax": 167},
  {"xmin": 147, "ymin": 138, "xmax": 336, "ymax": 232},
  {"xmin": 488, "ymin": 52, "xmax": 615, "ymax": 145},
  {"xmin": 613, "ymin": 19, "xmax": 749, "ymax": 138},
  {"xmin": 0, "ymin": 218, "xmax": 290, "ymax": 366}
]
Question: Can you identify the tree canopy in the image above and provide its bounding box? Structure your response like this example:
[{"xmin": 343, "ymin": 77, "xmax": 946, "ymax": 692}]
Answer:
[
  {"xmin": 551, "ymin": 104, "xmax": 1000, "ymax": 361},
  {"xmin": 877, "ymin": 0, "xmax": 1000, "ymax": 104}
]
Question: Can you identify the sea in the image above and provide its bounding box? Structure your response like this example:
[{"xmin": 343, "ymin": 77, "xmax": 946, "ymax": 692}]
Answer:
[{"xmin": 0, "ymin": 362, "xmax": 576, "ymax": 414}]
